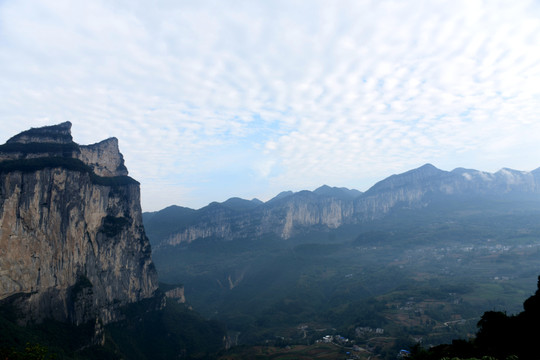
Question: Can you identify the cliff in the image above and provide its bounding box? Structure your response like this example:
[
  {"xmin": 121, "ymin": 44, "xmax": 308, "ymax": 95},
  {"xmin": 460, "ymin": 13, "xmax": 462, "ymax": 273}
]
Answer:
[
  {"xmin": 0, "ymin": 122, "xmax": 158, "ymax": 326},
  {"xmin": 145, "ymin": 186, "xmax": 360, "ymax": 245},
  {"xmin": 145, "ymin": 164, "xmax": 540, "ymax": 246}
]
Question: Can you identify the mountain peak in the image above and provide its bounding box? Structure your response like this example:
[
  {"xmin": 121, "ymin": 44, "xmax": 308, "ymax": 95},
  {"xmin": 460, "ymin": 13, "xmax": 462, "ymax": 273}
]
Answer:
[
  {"xmin": 221, "ymin": 197, "xmax": 262, "ymax": 211},
  {"xmin": 0, "ymin": 123, "xmax": 129, "ymax": 177},
  {"xmin": 415, "ymin": 163, "xmax": 439, "ymax": 172},
  {"xmin": 399, "ymin": 163, "xmax": 445, "ymax": 178},
  {"xmin": 79, "ymin": 137, "xmax": 128, "ymax": 177},
  {"xmin": 269, "ymin": 190, "xmax": 295, "ymax": 202},
  {"xmin": 366, "ymin": 163, "xmax": 446, "ymax": 194},
  {"xmin": 7, "ymin": 122, "xmax": 73, "ymax": 145},
  {"xmin": 314, "ymin": 185, "xmax": 362, "ymax": 199}
]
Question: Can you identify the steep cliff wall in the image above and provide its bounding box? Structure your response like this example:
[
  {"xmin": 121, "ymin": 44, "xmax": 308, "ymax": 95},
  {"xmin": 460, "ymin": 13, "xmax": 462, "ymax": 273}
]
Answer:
[
  {"xmin": 79, "ymin": 138, "xmax": 128, "ymax": 177},
  {"xmin": 146, "ymin": 164, "xmax": 540, "ymax": 246},
  {"xmin": 154, "ymin": 189, "xmax": 357, "ymax": 245},
  {"xmin": 0, "ymin": 122, "xmax": 158, "ymax": 326}
]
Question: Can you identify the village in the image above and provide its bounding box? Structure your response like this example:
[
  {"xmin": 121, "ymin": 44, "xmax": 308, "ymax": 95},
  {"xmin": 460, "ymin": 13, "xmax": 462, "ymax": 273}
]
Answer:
[
  {"xmin": 314, "ymin": 327, "xmax": 394, "ymax": 360},
  {"xmin": 312, "ymin": 332, "xmax": 411, "ymax": 359}
]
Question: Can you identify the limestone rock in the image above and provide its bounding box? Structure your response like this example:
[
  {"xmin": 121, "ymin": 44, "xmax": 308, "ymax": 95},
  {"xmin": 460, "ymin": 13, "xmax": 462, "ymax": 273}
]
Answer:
[
  {"xmin": 146, "ymin": 164, "xmax": 540, "ymax": 246},
  {"xmin": 165, "ymin": 286, "xmax": 186, "ymax": 304},
  {"xmin": 79, "ymin": 138, "xmax": 128, "ymax": 177},
  {"xmin": 6, "ymin": 122, "xmax": 73, "ymax": 145},
  {"xmin": 0, "ymin": 123, "xmax": 158, "ymax": 325}
]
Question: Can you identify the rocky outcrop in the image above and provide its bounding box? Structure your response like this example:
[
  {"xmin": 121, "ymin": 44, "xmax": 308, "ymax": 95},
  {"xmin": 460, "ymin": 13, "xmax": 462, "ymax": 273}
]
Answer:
[
  {"xmin": 0, "ymin": 122, "xmax": 158, "ymax": 326},
  {"xmin": 259, "ymin": 191, "xmax": 355, "ymax": 239},
  {"xmin": 79, "ymin": 138, "xmax": 128, "ymax": 177},
  {"xmin": 164, "ymin": 286, "xmax": 186, "ymax": 304},
  {"xmin": 5, "ymin": 122, "xmax": 74, "ymax": 145}
]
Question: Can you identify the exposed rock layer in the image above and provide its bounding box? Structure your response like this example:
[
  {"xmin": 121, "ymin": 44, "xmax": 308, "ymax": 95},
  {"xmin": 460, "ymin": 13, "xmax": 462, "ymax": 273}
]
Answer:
[
  {"xmin": 0, "ymin": 122, "xmax": 158, "ymax": 325},
  {"xmin": 164, "ymin": 286, "xmax": 186, "ymax": 304},
  {"xmin": 145, "ymin": 164, "xmax": 540, "ymax": 246}
]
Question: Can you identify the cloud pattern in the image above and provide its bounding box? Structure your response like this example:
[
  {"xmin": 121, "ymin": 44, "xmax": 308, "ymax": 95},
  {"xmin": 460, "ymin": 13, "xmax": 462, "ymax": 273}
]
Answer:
[{"xmin": 1, "ymin": 0, "xmax": 539, "ymax": 210}]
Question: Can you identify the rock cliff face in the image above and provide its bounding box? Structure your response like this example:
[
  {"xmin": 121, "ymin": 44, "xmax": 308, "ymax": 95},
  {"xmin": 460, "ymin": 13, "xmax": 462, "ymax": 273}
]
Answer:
[
  {"xmin": 145, "ymin": 187, "xmax": 360, "ymax": 245},
  {"xmin": 0, "ymin": 122, "xmax": 158, "ymax": 326},
  {"xmin": 260, "ymin": 191, "xmax": 355, "ymax": 239},
  {"xmin": 164, "ymin": 286, "xmax": 186, "ymax": 304},
  {"xmin": 79, "ymin": 138, "xmax": 128, "ymax": 177},
  {"xmin": 145, "ymin": 164, "xmax": 540, "ymax": 247},
  {"xmin": 354, "ymin": 164, "xmax": 540, "ymax": 219}
]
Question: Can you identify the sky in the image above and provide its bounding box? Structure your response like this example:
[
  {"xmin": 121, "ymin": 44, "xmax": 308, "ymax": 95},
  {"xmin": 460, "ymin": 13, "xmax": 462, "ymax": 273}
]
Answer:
[{"xmin": 1, "ymin": 0, "xmax": 539, "ymax": 211}]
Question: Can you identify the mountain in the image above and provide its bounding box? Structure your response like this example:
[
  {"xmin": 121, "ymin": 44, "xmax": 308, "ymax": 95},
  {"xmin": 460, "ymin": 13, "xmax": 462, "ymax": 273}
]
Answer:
[
  {"xmin": 144, "ymin": 186, "xmax": 360, "ymax": 246},
  {"xmin": 143, "ymin": 163, "xmax": 540, "ymax": 353},
  {"xmin": 144, "ymin": 163, "xmax": 540, "ymax": 247},
  {"xmin": 0, "ymin": 122, "xmax": 159, "ymax": 327},
  {"xmin": 313, "ymin": 185, "xmax": 363, "ymax": 200},
  {"xmin": 0, "ymin": 123, "xmax": 227, "ymax": 359}
]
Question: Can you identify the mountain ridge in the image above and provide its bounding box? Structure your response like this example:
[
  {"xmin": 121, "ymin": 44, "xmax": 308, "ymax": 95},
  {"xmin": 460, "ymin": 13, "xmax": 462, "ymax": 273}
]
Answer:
[{"xmin": 144, "ymin": 163, "xmax": 540, "ymax": 247}]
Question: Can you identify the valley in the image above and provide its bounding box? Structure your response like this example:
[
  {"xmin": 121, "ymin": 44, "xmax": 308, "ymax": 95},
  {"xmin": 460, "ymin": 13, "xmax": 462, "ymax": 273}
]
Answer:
[
  {"xmin": 2, "ymin": 123, "xmax": 539, "ymax": 360},
  {"xmin": 145, "ymin": 173, "xmax": 540, "ymax": 359},
  {"xmin": 153, "ymin": 233, "xmax": 540, "ymax": 359}
]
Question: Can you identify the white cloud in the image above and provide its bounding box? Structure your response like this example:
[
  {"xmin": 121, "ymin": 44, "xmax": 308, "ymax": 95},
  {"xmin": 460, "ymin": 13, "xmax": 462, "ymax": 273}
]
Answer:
[{"xmin": 1, "ymin": 0, "xmax": 539, "ymax": 210}]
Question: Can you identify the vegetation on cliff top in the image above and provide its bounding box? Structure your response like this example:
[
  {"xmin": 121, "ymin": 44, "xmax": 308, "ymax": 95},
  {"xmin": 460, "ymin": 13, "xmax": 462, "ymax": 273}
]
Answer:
[
  {"xmin": 0, "ymin": 142, "xmax": 79, "ymax": 156},
  {"xmin": 0, "ymin": 157, "xmax": 139, "ymax": 186}
]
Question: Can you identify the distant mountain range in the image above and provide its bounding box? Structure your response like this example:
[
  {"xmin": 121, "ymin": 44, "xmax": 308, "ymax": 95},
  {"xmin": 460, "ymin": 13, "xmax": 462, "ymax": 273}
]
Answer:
[{"xmin": 144, "ymin": 163, "xmax": 540, "ymax": 247}]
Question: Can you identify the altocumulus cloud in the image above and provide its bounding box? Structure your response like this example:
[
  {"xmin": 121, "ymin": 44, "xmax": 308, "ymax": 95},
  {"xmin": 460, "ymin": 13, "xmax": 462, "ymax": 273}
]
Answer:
[{"xmin": 0, "ymin": 0, "xmax": 539, "ymax": 210}]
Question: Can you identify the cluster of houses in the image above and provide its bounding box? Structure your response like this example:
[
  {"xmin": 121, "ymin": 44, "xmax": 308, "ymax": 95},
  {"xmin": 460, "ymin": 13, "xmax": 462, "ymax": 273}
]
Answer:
[
  {"xmin": 355, "ymin": 326, "xmax": 385, "ymax": 336},
  {"xmin": 315, "ymin": 332, "xmax": 411, "ymax": 360},
  {"xmin": 318, "ymin": 334, "xmax": 351, "ymax": 345}
]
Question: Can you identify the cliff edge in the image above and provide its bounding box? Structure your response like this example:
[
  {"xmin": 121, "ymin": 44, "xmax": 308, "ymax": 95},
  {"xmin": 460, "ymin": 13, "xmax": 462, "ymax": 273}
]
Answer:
[{"xmin": 0, "ymin": 122, "xmax": 158, "ymax": 326}]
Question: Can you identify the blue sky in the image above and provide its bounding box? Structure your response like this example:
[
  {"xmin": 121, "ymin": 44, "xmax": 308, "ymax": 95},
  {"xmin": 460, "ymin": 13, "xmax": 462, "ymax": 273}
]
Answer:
[{"xmin": 1, "ymin": 0, "xmax": 539, "ymax": 211}]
